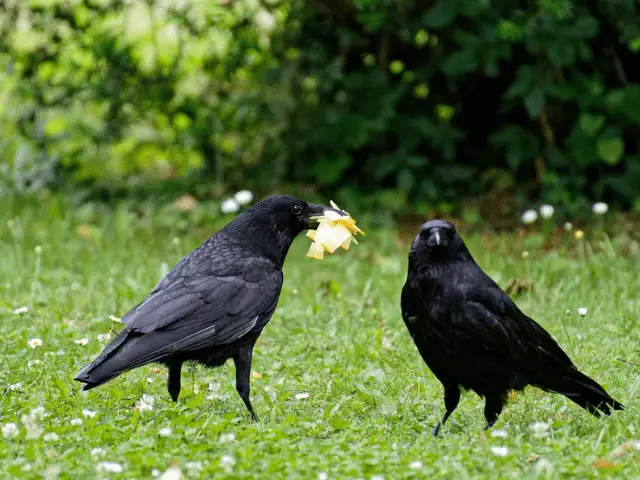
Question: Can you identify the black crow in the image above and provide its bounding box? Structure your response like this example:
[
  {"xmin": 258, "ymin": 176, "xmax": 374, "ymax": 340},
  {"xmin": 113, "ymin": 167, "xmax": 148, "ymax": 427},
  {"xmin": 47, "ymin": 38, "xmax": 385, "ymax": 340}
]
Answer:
[
  {"xmin": 75, "ymin": 195, "xmax": 332, "ymax": 419},
  {"xmin": 401, "ymin": 220, "xmax": 624, "ymax": 436}
]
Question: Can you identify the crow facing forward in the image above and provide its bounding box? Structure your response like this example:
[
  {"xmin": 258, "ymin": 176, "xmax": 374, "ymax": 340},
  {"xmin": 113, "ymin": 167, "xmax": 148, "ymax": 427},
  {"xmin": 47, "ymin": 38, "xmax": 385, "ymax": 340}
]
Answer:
[
  {"xmin": 401, "ymin": 220, "xmax": 624, "ymax": 436},
  {"xmin": 75, "ymin": 195, "xmax": 332, "ymax": 419}
]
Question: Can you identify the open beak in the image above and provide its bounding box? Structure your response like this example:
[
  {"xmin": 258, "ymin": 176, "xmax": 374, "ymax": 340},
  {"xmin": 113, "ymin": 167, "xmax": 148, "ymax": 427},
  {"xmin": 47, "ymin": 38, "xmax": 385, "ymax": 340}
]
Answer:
[{"xmin": 303, "ymin": 203, "xmax": 331, "ymax": 229}]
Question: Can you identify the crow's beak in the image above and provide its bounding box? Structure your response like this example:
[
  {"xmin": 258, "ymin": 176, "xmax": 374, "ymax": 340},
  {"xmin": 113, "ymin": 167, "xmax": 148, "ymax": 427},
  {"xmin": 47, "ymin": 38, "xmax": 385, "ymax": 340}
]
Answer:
[
  {"xmin": 303, "ymin": 203, "xmax": 332, "ymax": 229},
  {"xmin": 425, "ymin": 228, "xmax": 450, "ymax": 248}
]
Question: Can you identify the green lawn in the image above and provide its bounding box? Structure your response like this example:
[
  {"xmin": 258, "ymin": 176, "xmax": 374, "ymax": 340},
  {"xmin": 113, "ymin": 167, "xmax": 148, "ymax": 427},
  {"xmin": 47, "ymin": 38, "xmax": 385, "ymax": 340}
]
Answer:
[{"xmin": 0, "ymin": 199, "xmax": 638, "ymax": 479}]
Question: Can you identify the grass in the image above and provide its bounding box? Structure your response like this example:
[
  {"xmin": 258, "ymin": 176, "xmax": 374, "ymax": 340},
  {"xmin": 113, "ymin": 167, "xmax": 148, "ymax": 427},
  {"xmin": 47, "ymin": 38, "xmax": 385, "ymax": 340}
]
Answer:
[{"xmin": 0, "ymin": 198, "xmax": 638, "ymax": 479}]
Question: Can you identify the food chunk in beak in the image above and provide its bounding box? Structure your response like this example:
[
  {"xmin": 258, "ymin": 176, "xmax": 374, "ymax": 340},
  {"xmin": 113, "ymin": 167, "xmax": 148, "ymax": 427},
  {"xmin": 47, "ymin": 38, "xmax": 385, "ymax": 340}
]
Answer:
[{"xmin": 305, "ymin": 201, "xmax": 364, "ymax": 260}]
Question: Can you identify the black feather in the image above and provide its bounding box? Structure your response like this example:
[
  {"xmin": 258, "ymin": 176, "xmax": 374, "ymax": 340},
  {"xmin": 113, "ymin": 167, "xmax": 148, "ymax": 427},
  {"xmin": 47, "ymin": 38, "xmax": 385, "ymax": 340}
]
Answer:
[
  {"xmin": 401, "ymin": 219, "xmax": 624, "ymax": 435},
  {"xmin": 74, "ymin": 195, "xmax": 330, "ymax": 418}
]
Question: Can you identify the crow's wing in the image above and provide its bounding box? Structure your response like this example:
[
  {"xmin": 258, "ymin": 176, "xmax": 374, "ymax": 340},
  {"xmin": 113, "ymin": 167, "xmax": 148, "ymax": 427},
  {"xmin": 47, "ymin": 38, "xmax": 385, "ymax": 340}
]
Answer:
[
  {"xmin": 120, "ymin": 255, "xmax": 282, "ymax": 352},
  {"xmin": 451, "ymin": 281, "xmax": 573, "ymax": 367}
]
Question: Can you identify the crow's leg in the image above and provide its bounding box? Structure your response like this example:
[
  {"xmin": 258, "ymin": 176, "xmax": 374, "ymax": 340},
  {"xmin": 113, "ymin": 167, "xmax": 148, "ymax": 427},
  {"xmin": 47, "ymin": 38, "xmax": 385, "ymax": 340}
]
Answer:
[
  {"xmin": 483, "ymin": 392, "xmax": 505, "ymax": 430},
  {"xmin": 167, "ymin": 361, "xmax": 183, "ymax": 402},
  {"xmin": 433, "ymin": 385, "xmax": 460, "ymax": 437},
  {"xmin": 233, "ymin": 344, "xmax": 258, "ymax": 421}
]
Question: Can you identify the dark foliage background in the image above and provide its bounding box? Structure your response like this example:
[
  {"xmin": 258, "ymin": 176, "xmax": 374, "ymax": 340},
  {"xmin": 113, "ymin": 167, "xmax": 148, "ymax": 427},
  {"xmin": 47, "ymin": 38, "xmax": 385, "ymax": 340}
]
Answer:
[{"xmin": 1, "ymin": 0, "xmax": 639, "ymax": 219}]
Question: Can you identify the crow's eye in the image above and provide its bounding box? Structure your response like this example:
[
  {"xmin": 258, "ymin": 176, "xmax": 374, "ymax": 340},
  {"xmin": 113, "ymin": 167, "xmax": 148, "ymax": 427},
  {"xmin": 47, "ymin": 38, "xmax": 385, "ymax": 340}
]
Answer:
[{"xmin": 291, "ymin": 204, "xmax": 303, "ymax": 215}]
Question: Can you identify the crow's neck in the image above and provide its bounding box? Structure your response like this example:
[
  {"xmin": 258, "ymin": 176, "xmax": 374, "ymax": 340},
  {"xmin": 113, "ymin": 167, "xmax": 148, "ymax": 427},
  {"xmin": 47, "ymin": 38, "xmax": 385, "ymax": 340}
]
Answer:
[
  {"xmin": 222, "ymin": 219, "xmax": 297, "ymax": 267},
  {"xmin": 408, "ymin": 248, "xmax": 474, "ymax": 277}
]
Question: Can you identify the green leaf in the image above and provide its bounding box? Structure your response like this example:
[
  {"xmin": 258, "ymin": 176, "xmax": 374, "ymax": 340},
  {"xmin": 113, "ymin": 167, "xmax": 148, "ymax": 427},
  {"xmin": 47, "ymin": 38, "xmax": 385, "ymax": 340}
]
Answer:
[
  {"xmin": 497, "ymin": 20, "xmax": 523, "ymax": 41},
  {"xmin": 389, "ymin": 60, "xmax": 404, "ymax": 75},
  {"xmin": 54, "ymin": 377, "xmax": 70, "ymax": 396},
  {"xmin": 413, "ymin": 83, "xmax": 430, "ymax": 99},
  {"xmin": 441, "ymin": 50, "xmax": 477, "ymax": 76},
  {"xmin": 45, "ymin": 117, "xmax": 68, "ymax": 137},
  {"xmin": 415, "ymin": 29, "xmax": 429, "ymax": 46},
  {"xmin": 328, "ymin": 280, "xmax": 341, "ymax": 296},
  {"xmin": 506, "ymin": 66, "xmax": 534, "ymax": 99},
  {"xmin": 578, "ymin": 114, "xmax": 605, "ymax": 136},
  {"xmin": 185, "ymin": 394, "xmax": 204, "ymax": 409},
  {"xmin": 396, "ymin": 169, "xmax": 414, "ymax": 191},
  {"xmin": 524, "ymin": 88, "xmax": 545, "ymax": 117},
  {"xmin": 436, "ymin": 104, "xmax": 455, "ymax": 122},
  {"xmin": 423, "ymin": 0, "xmax": 456, "ymax": 28},
  {"xmin": 596, "ymin": 137, "xmax": 624, "ymax": 165}
]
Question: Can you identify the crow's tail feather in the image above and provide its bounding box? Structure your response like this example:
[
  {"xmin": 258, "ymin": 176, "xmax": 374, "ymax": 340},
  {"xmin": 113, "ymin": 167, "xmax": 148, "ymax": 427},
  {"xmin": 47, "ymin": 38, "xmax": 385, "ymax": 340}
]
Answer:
[
  {"xmin": 537, "ymin": 367, "xmax": 624, "ymax": 416},
  {"xmin": 73, "ymin": 328, "xmax": 159, "ymax": 389}
]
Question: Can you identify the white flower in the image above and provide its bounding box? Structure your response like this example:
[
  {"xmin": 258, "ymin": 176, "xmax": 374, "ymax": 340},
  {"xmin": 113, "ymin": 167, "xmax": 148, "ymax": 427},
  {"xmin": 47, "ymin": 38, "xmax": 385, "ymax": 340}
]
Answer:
[
  {"xmin": 490, "ymin": 446, "xmax": 508, "ymax": 457},
  {"xmin": 135, "ymin": 394, "xmax": 155, "ymax": 413},
  {"xmin": 13, "ymin": 306, "xmax": 28, "ymax": 314},
  {"xmin": 158, "ymin": 427, "xmax": 172, "ymax": 437},
  {"xmin": 521, "ymin": 209, "xmax": 538, "ymax": 224},
  {"xmin": 22, "ymin": 415, "xmax": 43, "ymax": 440},
  {"xmin": 70, "ymin": 418, "xmax": 83, "ymax": 426},
  {"xmin": 44, "ymin": 466, "xmax": 60, "ymax": 479},
  {"xmin": 220, "ymin": 455, "xmax": 236, "ymax": 472},
  {"xmin": 220, "ymin": 432, "xmax": 236, "ymax": 443},
  {"xmin": 109, "ymin": 315, "xmax": 122, "ymax": 323},
  {"xmin": 234, "ymin": 190, "xmax": 254, "ymax": 206},
  {"xmin": 9, "ymin": 382, "xmax": 22, "ymax": 391},
  {"xmin": 490, "ymin": 429, "xmax": 508, "ymax": 439},
  {"xmin": 96, "ymin": 462, "xmax": 123, "ymax": 474},
  {"xmin": 221, "ymin": 198, "xmax": 240, "ymax": 214},
  {"xmin": 592, "ymin": 202, "xmax": 608, "ymax": 215},
  {"xmin": 521, "ymin": 251, "xmax": 529, "ymax": 258},
  {"xmin": 152, "ymin": 469, "xmax": 161, "ymax": 478},
  {"xmin": 539, "ymin": 205, "xmax": 554, "ymax": 219},
  {"xmin": 409, "ymin": 460, "xmax": 423, "ymax": 469},
  {"xmin": 82, "ymin": 409, "xmax": 98, "ymax": 418},
  {"xmin": 578, "ymin": 307, "xmax": 588, "ymax": 316},
  {"xmin": 630, "ymin": 440, "xmax": 640, "ymax": 451},
  {"xmin": 185, "ymin": 462, "xmax": 203, "ymax": 474},
  {"xmin": 564, "ymin": 222, "xmax": 573, "ymax": 231},
  {"xmin": 74, "ymin": 338, "xmax": 89, "ymax": 346},
  {"xmin": 295, "ymin": 392, "xmax": 309, "ymax": 400},
  {"xmin": 318, "ymin": 473, "xmax": 328, "ymax": 480},
  {"xmin": 97, "ymin": 333, "xmax": 111, "ymax": 342},
  {"xmin": 91, "ymin": 447, "xmax": 106, "ymax": 458},
  {"xmin": 27, "ymin": 359, "xmax": 42, "ymax": 367},
  {"xmin": 30, "ymin": 406, "xmax": 46, "ymax": 420},
  {"xmin": 157, "ymin": 466, "xmax": 182, "ymax": 480},
  {"xmin": 172, "ymin": 237, "xmax": 181, "ymax": 245},
  {"xmin": 534, "ymin": 458, "xmax": 553, "ymax": 473},
  {"xmin": 27, "ymin": 338, "xmax": 42, "ymax": 349},
  {"xmin": 34, "ymin": 245, "xmax": 42, "ymax": 254},
  {"xmin": 531, "ymin": 421, "xmax": 550, "ymax": 438},
  {"xmin": 2, "ymin": 423, "xmax": 19, "ymax": 439},
  {"xmin": 43, "ymin": 432, "xmax": 59, "ymax": 442},
  {"xmin": 254, "ymin": 9, "xmax": 276, "ymax": 32}
]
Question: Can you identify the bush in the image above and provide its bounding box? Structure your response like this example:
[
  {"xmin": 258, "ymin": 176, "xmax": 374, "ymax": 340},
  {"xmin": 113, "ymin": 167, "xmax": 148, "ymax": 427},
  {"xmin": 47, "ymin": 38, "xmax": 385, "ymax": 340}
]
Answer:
[
  {"xmin": 0, "ymin": 0, "xmax": 286, "ymax": 191},
  {"xmin": 1, "ymin": 0, "xmax": 639, "ymax": 219},
  {"xmin": 280, "ymin": 0, "xmax": 640, "ymax": 217}
]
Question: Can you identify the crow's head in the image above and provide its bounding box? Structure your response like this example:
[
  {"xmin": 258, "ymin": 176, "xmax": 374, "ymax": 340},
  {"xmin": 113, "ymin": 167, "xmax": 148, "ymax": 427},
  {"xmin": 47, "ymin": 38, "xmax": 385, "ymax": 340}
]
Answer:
[
  {"xmin": 409, "ymin": 219, "xmax": 472, "ymax": 266},
  {"xmin": 223, "ymin": 195, "xmax": 333, "ymax": 264}
]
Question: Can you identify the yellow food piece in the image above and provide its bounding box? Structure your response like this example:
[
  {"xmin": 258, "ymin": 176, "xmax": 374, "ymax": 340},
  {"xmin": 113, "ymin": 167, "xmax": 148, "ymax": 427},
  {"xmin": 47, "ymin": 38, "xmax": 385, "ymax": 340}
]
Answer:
[
  {"xmin": 307, "ymin": 241, "xmax": 325, "ymax": 260},
  {"xmin": 313, "ymin": 222, "xmax": 353, "ymax": 254},
  {"xmin": 306, "ymin": 200, "xmax": 364, "ymax": 259}
]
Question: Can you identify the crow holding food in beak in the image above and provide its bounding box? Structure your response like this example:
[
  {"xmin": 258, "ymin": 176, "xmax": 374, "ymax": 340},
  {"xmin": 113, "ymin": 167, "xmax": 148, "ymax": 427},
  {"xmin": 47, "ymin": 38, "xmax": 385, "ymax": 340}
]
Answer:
[
  {"xmin": 401, "ymin": 220, "xmax": 624, "ymax": 436},
  {"xmin": 75, "ymin": 195, "xmax": 330, "ymax": 419}
]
